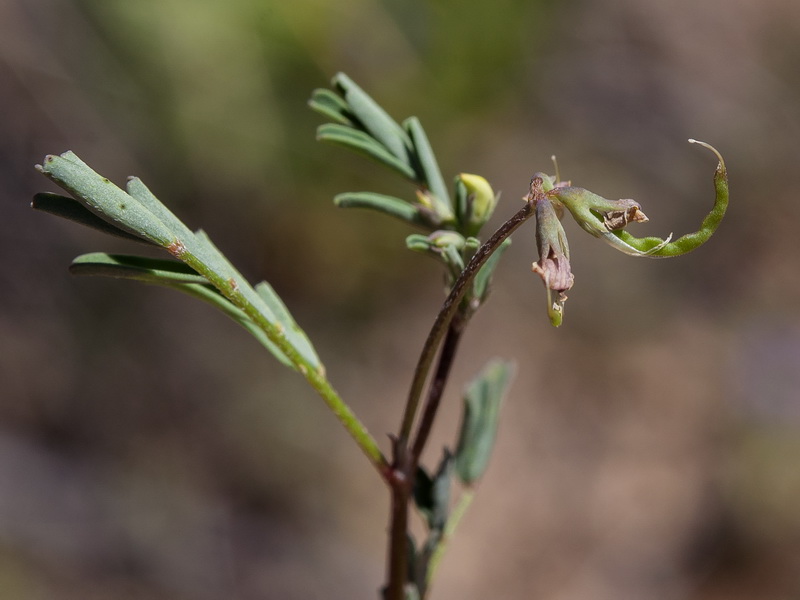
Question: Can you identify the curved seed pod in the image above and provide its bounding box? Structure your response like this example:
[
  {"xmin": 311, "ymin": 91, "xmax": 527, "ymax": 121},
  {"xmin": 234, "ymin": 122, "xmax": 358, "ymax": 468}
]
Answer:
[
  {"xmin": 611, "ymin": 140, "xmax": 728, "ymax": 257},
  {"xmin": 549, "ymin": 140, "xmax": 728, "ymax": 258}
]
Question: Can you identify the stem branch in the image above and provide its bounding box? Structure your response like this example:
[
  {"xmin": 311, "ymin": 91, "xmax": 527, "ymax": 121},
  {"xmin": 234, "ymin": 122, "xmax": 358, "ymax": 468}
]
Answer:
[
  {"xmin": 385, "ymin": 199, "xmax": 536, "ymax": 600},
  {"xmin": 410, "ymin": 315, "xmax": 466, "ymax": 464},
  {"xmin": 398, "ymin": 201, "xmax": 535, "ymax": 442}
]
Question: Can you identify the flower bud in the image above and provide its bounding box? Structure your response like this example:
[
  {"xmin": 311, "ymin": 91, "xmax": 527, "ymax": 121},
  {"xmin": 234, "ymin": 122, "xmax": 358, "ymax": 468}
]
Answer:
[{"xmin": 455, "ymin": 173, "xmax": 498, "ymax": 236}]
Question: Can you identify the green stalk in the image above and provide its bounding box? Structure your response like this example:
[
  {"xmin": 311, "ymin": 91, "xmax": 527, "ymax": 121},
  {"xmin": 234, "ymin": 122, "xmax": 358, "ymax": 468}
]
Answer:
[{"xmin": 398, "ymin": 201, "xmax": 535, "ymax": 441}]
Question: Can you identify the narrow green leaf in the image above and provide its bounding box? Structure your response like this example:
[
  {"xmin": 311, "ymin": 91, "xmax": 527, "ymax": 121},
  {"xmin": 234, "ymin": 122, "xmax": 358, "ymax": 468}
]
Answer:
[
  {"xmin": 455, "ymin": 360, "xmax": 515, "ymax": 485},
  {"xmin": 69, "ymin": 253, "xmax": 294, "ymax": 367},
  {"xmin": 255, "ymin": 281, "xmax": 322, "ymax": 373},
  {"xmin": 405, "ymin": 234, "xmax": 432, "ymax": 253},
  {"xmin": 36, "ymin": 152, "xmax": 174, "ymax": 247},
  {"xmin": 308, "ymin": 88, "xmax": 354, "ymax": 126},
  {"xmin": 35, "ymin": 153, "xmax": 322, "ymax": 375},
  {"xmin": 405, "ymin": 232, "xmax": 467, "ymax": 282},
  {"xmin": 334, "ymin": 192, "xmax": 422, "ymax": 224},
  {"xmin": 190, "ymin": 232, "xmax": 324, "ymax": 374},
  {"xmin": 464, "ymin": 237, "xmax": 481, "ymax": 252},
  {"xmin": 441, "ymin": 245, "xmax": 464, "ymax": 273},
  {"xmin": 175, "ymin": 282, "xmax": 294, "ymax": 369},
  {"xmin": 472, "ymin": 238, "xmax": 512, "ymax": 301},
  {"xmin": 32, "ymin": 193, "xmax": 154, "ymax": 244},
  {"xmin": 404, "ymin": 117, "xmax": 452, "ymax": 221},
  {"xmin": 332, "ymin": 72, "xmax": 413, "ymax": 163},
  {"xmin": 317, "ymin": 124, "xmax": 417, "ymax": 180},
  {"xmin": 126, "ymin": 177, "xmax": 196, "ymax": 241},
  {"xmin": 69, "ymin": 252, "xmax": 206, "ymax": 284},
  {"xmin": 32, "ymin": 155, "xmax": 388, "ymax": 467},
  {"xmin": 191, "ymin": 230, "xmax": 280, "ymax": 324}
]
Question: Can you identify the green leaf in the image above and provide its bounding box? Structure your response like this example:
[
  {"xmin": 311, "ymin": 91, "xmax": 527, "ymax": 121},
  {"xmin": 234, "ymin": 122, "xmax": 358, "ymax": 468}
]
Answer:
[
  {"xmin": 32, "ymin": 192, "xmax": 154, "ymax": 244},
  {"xmin": 34, "ymin": 152, "xmax": 327, "ymax": 375},
  {"xmin": 191, "ymin": 230, "xmax": 277, "ymax": 320},
  {"xmin": 180, "ymin": 231, "xmax": 323, "ymax": 374},
  {"xmin": 178, "ymin": 283, "xmax": 294, "ymax": 368},
  {"xmin": 472, "ymin": 238, "xmax": 512, "ymax": 302},
  {"xmin": 36, "ymin": 152, "xmax": 174, "ymax": 247},
  {"xmin": 125, "ymin": 176, "xmax": 196, "ymax": 241},
  {"xmin": 332, "ymin": 72, "xmax": 413, "ymax": 162},
  {"xmin": 189, "ymin": 230, "xmax": 321, "ymax": 373},
  {"xmin": 31, "ymin": 153, "xmax": 392, "ymax": 471},
  {"xmin": 334, "ymin": 192, "xmax": 422, "ymax": 225},
  {"xmin": 255, "ymin": 281, "xmax": 322, "ymax": 374},
  {"xmin": 455, "ymin": 360, "xmax": 515, "ymax": 485},
  {"xmin": 308, "ymin": 88, "xmax": 355, "ymax": 126},
  {"xmin": 69, "ymin": 252, "xmax": 206, "ymax": 283},
  {"xmin": 316, "ymin": 123, "xmax": 417, "ymax": 180},
  {"xmin": 405, "ymin": 232, "xmax": 467, "ymax": 282},
  {"xmin": 404, "ymin": 117, "xmax": 452, "ymax": 221},
  {"xmin": 405, "ymin": 234, "xmax": 432, "ymax": 253},
  {"xmin": 69, "ymin": 253, "xmax": 295, "ymax": 368}
]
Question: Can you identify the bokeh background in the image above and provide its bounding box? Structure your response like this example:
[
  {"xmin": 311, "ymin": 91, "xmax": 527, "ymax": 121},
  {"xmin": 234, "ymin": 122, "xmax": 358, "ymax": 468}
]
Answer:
[{"xmin": 2, "ymin": 0, "xmax": 800, "ymax": 598}]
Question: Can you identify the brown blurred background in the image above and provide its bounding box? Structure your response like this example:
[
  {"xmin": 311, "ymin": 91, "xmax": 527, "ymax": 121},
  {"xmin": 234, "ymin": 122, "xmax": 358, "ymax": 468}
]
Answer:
[{"xmin": 2, "ymin": 0, "xmax": 800, "ymax": 598}]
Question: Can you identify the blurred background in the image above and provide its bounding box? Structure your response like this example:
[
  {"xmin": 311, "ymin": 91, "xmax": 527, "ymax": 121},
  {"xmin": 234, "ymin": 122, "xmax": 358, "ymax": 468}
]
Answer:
[{"xmin": 2, "ymin": 0, "xmax": 800, "ymax": 598}]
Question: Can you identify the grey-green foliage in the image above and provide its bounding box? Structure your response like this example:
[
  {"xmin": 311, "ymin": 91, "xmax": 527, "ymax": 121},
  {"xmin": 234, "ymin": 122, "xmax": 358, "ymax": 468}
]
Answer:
[
  {"xmin": 455, "ymin": 360, "xmax": 516, "ymax": 485},
  {"xmin": 310, "ymin": 74, "xmax": 508, "ymax": 314},
  {"xmin": 310, "ymin": 73, "xmax": 454, "ymax": 228},
  {"xmin": 35, "ymin": 151, "xmax": 321, "ymax": 374}
]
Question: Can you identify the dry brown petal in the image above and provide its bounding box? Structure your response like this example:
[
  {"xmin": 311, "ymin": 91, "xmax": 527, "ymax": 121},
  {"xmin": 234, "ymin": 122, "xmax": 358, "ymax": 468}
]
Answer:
[{"xmin": 602, "ymin": 200, "xmax": 649, "ymax": 231}]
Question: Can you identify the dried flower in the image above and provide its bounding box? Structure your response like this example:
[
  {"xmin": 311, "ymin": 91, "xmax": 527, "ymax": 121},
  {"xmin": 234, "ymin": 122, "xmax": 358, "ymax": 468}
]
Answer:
[{"xmin": 529, "ymin": 177, "xmax": 574, "ymax": 327}]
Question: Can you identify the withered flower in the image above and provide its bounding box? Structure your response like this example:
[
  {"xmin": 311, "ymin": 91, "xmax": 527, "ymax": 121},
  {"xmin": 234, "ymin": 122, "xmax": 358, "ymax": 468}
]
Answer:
[{"xmin": 529, "ymin": 177, "xmax": 574, "ymax": 327}]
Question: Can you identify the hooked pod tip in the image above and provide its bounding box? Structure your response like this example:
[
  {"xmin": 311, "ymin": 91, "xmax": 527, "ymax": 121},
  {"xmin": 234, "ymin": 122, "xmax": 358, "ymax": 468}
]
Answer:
[{"xmin": 688, "ymin": 139, "xmax": 725, "ymax": 171}]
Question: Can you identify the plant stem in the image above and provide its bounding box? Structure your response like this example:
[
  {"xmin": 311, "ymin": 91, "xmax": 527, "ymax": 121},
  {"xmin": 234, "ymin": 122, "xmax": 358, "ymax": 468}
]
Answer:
[
  {"xmin": 398, "ymin": 200, "xmax": 535, "ymax": 443},
  {"xmin": 410, "ymin": 314, "xmax": 466, "ymax": 464},
  {"xmin": 385, "ymin": 199, "xmax": 536, "ymax": 600},
  {"xmin": 386, "ymin": 447, "xmax": 412, "ymax": 600}
]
